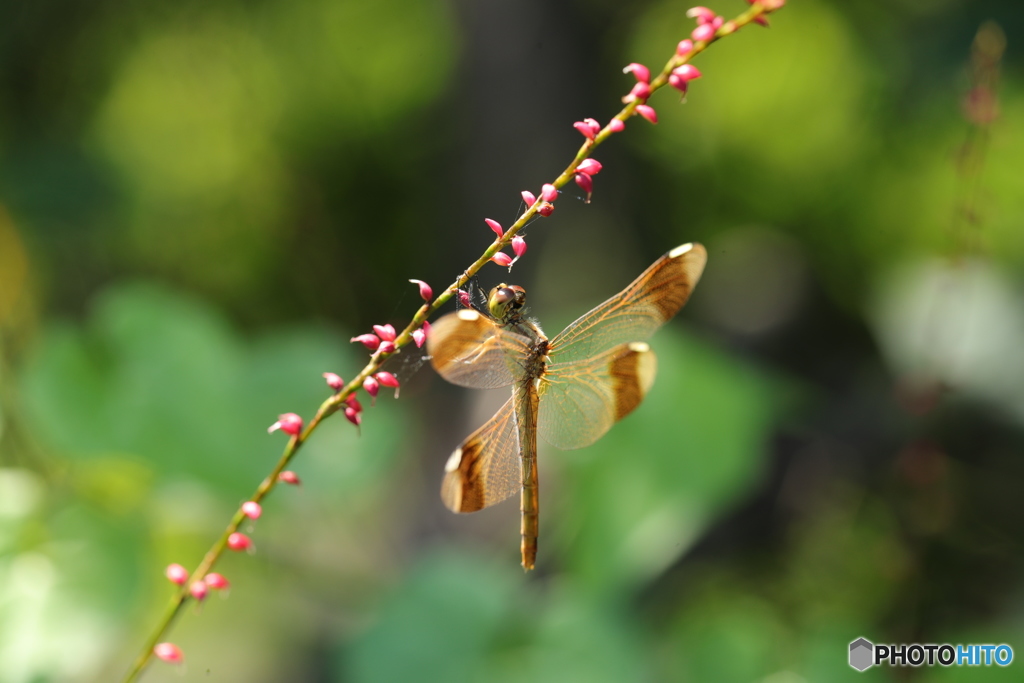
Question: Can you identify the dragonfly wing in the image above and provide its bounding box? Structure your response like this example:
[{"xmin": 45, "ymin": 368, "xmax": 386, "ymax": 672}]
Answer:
[
  {"xmin": 538, "ymin": 341, "xmax": 657, "ymax": 450},
  {"xmin": 441, "ymin": 395, "xmax": 524, "ymax": 512},
  {"xmin": 428, "ymin": 309, "xmax": 532, "ymax": 389},
  {"xmin": 549, "ymin": 243, "xmax": 706, "ymax": 364}
]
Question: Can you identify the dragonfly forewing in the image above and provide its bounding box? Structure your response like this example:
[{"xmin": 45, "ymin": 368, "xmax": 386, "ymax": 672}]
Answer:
[{"xmin": 428, "ymin": 309, "xmax": 533, "ymax": 389}]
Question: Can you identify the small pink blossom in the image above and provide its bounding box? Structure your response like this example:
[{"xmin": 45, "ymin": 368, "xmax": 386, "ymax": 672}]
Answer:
[
  {"xmin": 575, "ymin": 172, "xmax": 594, "ymax": 197},
  {"xmin": 377, "ymin": 340, "xmax": 396, "ymax": 354},
  {"xmin": 577, "ymin": 159, "xmax": 603, "ymax": 176},
  {"xmin": 190, "ymin": 581, "xmax": 208, "ymax": 601},
  {"xmin": 484, "ymin": 218, "xmax": 504, "ymax": 238},
  {"xmin": 491, "ymin": 252, "xmax": 513, "ymax": 267},
  {"xmin": 677, "ymin": 39, "xmax": 694, "ymax": 56},
  {"xmin": 227, "ymin": 533, "xmax": 252, "ymax": 552},
  {"xmin": 268, "ymin": 413, "xmax": 303, "ymax": 436},
  {"xmin": 512, "ymin": 236, "xmax": 527, "ymax": 258},
  {"xmin": 608, "ymin": 118, "xmax": 625, "ymax": 133},
  {"xmin": 686, "ymin": 6, "xmax": 716, "ymax": 23},
  {"xmin": 344, "ymin": 406, "xmax": 362, "ymax": 426},
  {"xmin": 623, "ymin": 62, "xmax": 651, "ymax": 84},
  {"xmin": 346, "ymin": 395, "xmax": 363, "ymax": 412},
  {"xmin": 154, "ymin": 643, "xmax": 183, "ymax": 664},
  {"xmin": 458, "ymin": 290, "xmax": 472, "ymax": 308},
  {"xmin": 627, "ymin": 81, "xmax": 652, "ymax": 101},
  {"xmin": 573, "ymin": 121, "xmax": 596, "ymax": 140},
  {"xmin": 541, "ymin": 184, "xmax": 558, "ymax": 202},
  {"xmin": 521, "ymin": 190, "xmax": 536, "ymax": 206},
  {"xmin": 165, "ymin": 563, "xmax": 188, "ymax": 586},
  {"xmin": 583, "ymin": 118, "xmax": 601, "ymax": 136},
  {"xmin": 412, "ymin": 328, "xmax": 426, "ymax": 348},
  {"xmin": 635, "ymin": 104, "xmax": 659, "ymax": 124},
  {"xmin": 711, "ymin": 15, "xmax": 724, "ymax": 29},
  {"xmin": 363, "ymin": 375, "xmax": 380, "ymax": 398},
  {"xmin": 279, "ymin": 471, "xmax": 301, "ymax": 485},
  {"xmin": 409, "ymin": 279, "xmax": 433, "ymax": 301},
  {"xmin": 753, "ymin": 15, "xmax": 770, "ymax": 27},
  {"xmin": 538, "ymin": 202, "xmax": 555, "ymax": 217},
  {"xmin": 762, "ymin": 0, "xmax": 785, "ymax": 9},
  {"xmin": 668, "ymin": 74, "xmax": 689, "ymax": 93},
  {"xmin": 205, "ymin": 572, "xmax": 230, "ymax": 590},
  {"xmin": 672, "ymin": 64, "xmax": 702, "ymax": 82},
  {"xmin": 351, "ymin": 334, "xmax": 381, "ymax": 351},
  {"xmin": 373, "ymin": 324, "xmax": 396, "ymax": 342},
  {"xmin": 241, "ymin": 501, "xmax": 262, "ymax": 519},
  {"xmin": 376, "ymin": 372, "xmax": 401, "ymax": 398},
  {"xmin": 323, "ymin": 372, "xmax": 344, "ymax": 392},
  {"xmin": 692, "ymin": 23, "xmax": 716, "ymax": 42}
]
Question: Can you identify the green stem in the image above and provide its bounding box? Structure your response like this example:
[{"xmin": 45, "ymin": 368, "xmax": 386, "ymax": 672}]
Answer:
[{"xmin": 119, "ymin": 3, "xmax": 777, "ymax": 680}]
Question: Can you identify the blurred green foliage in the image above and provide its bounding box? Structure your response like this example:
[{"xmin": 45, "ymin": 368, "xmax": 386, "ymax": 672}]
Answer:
[{"xmin": 2, "ymin": 0, "xmax": 1024, "ymax": 681}]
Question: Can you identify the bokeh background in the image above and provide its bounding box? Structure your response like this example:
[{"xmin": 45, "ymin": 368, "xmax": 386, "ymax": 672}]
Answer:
[{"xmin": 1, "ymin": 0, "xmax": 1023, "ymax": 681}]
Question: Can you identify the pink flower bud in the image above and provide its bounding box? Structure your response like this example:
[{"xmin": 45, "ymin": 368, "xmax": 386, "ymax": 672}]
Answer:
[
  {"xmin": 686, "ymin": 6, "xmax": 716, "ymax": 23},
  {"xmin": 491, "ymin": 252, "xmax": 514, "ymax": 267},
  {"xmin": 677, "ymin": 39, "xmax": 694, "ymax": 56},
  {"xmin": 512, "ymin": 236, "xmax": 527, "ymax": 258},
  {"xmin": 344, "ymin": 406, "xmax": 361, "ymax": 426},
  {"xmin": 573, "ymin": 121, "xmax": 596, "ymax": 141},
  {"xmin": 762, "ymin": 0, "xmax": 785, "ymax": 9},
  {"xmin": 672, "ymin": 64, "xmax": 702, "ymax": 82},
  {"xmin": 323, "ymin": 372, "xmax": 344, "ymax": 391},
  {"xmin": 422, "ymin": 320, "xmax": 431, "ymax": 334},
  {"xmin": 541, "ymin": 184, "xmax": 558, "ymax": 202},
  {"xmin": 538, "ymin": 202, "xmax": 555, "ymax": 217},
  {"xmin": 575, "ymin": 172, "xmax": 593, "ymax": 196},
  {"xmin": 377, "ymin": 340, "xmax": 396, "ymax": 354},
  {"xmin": 205, "ymin": 572, "xmax": 230, "ymax": 590},
  {"xmin": 241, "ymin": 501, "xmax": 262, "ymax": 519},
  {"xmin": 668, "ymin": 74, "xmax": 689, "ymax": 94},
  {"xmin": 608, "ymin": 118, "xmax": 625, "ymax": 133},
  {"xmin": 409, "ymin": 279, "xmax": 433, "ymax": 301},
  {"xmin": 628, "ymin": 81, "xmax": 652, "ymax": 101},
  {"xmin": 279, "ymin": 470, "xmax": 301, "ymax": 485},
  {"xmin": 154, "ymin": 643, "xmax": 183, "ymax": 664},
  {"xmin": 373, "ymin": 324, "xmax": 396, "ymax": 342},
  {"xmin": 411, "ymin": 328, "xmax": 426, "ymax": 348},
  {"xmin": 268, "ymin": 413, "xmax": 303, "ymax": 436},
  {"xmin": 583, "ymin": 118, "xmax": 601, "ymax": 136},
  {"xmin": 635, "ymin": 104, "xmax": 659, "ymax": 124},
  {"xmin": 711, "ymin": 15, "xmax": 724, "ymax": 29},
  {"xmin": 351, "ymin": 334, "xmax": 381, "ymax": 351},
  {"xmin": 165, "ymin": 563, "xmax": 188, "ymax": 586},
  {"xmin": 623, "ymin": 62, "xmax": 651, "ymax": 84},
  {"xmin": 753, "ymin": 15, "xmax": 770, "ymax": 27},
  {"xmin": 692, "ymin": 23, "xmax": 716, "ymax": 42},
  {"xmin": 190, "ymin": 580, "xmax": 208, "ymax": 601},
  {"xmin": 227, "ymin": 533, "xmax": 252, "ymax": 552},
  {"xmin": 363, "ymin": 375, "xmax": 380, "ymax": 397},
  {"xmin": 458, "ymin": 290, "xmax": 472, "ymax": 308},
  {"xmin": 521, "ymin": 190, "xmax": 537, "ymax": 206},
  {"xmin": 484, "ymin": 218, "xmax": 504, "ymax": 238},
  {"xmin": 346, "ymin": 394, "xmax": 363, "ymax": 412},
  {"xmin": 577, "ymin": 159, "xmax": 603, "ymax": 176},
  {"xmin": 376, "ymin": 371, "xmax": 401, "ymax": 398},
  {"xmin": 376, "ymin": 371, "xmax": 400, "ymax": 388}
]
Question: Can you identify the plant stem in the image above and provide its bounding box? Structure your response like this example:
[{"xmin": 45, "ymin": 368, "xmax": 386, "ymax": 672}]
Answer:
[{"xmin": 120, "ymin": 3, "xmax": 776, "ymax": 680}]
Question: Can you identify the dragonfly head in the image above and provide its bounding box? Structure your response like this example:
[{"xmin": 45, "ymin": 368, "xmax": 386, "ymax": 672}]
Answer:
[{"xmin": 487, "ymin": 284, "xmax": 526, "ymax": 322}]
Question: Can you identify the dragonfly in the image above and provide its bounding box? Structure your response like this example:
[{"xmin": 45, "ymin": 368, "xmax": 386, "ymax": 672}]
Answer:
[{"xmin": 427, "ymin": 242, "xmax": 707, "ymax": 570}]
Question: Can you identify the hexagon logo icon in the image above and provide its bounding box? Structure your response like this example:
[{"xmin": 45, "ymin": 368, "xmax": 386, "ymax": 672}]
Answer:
[{"xmin": 849, "ymin": 637, "xmax": 874, "ymax": 671}]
